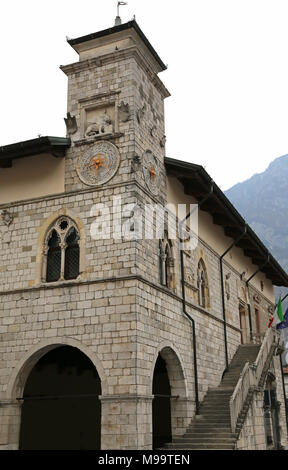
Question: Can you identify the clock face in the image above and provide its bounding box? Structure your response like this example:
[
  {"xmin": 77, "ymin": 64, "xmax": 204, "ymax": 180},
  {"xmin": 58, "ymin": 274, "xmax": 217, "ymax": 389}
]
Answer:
[
  {"xmin": 142, "ymin": 150, "xmax": 160, "ymax": 196},
  {"xmin": 77, "ymin": 141, "xmax": 120, "ymax": 187}
]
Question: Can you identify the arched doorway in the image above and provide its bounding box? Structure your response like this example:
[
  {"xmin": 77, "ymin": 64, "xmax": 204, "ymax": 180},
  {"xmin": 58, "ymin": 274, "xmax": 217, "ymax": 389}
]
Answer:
[
  {"xmin": 19, "ymin": 345, "xmax": 101, "ymax": 450},
  {"xmin": 152, "ymin": 354, "xmax": 172, "ymax": 449}
]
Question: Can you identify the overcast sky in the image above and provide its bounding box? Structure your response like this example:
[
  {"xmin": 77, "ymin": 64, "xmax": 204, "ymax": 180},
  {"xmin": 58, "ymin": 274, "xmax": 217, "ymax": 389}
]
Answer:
[{"xmin": 1, "ymin": 0, "xmax": 288, "ymax": 190}]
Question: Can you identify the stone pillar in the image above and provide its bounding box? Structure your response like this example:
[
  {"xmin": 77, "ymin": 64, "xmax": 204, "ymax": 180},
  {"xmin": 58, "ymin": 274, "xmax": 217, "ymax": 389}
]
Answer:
[
  {"xmin": 170, "ymin": 397, "xmax": 194, "ymax": 438},
  {"xmin": 100, "ymin": 395, "xmax": 153, "ymax": 450},
  {"xmin": 0, "ymin": 399, "xmax": 22, "ymax": 450}
]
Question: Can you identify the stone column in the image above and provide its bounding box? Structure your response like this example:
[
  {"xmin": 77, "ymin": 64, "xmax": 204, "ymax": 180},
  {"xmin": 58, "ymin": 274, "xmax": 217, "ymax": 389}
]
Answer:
[
  {"xmin": 0, "ymin": 399, "xmax": 22, "ymax": 450},
  {"xmin": 170, "ymin": 396, "xmax": 194, "ymax": 438},
  {"xmin": 100, "ymin": 395, "xmax": 153, "ymax": 450}
]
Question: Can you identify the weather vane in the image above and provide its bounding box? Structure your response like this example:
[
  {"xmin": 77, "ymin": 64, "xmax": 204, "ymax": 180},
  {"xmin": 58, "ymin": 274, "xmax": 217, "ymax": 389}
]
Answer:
[{"xmin": 115, "ymin": 2, "xmax": 128, "ymax": 25}]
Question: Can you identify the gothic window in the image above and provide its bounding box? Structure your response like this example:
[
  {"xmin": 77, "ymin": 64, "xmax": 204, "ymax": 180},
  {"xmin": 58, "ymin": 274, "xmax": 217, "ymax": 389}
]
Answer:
[
  {"xmin": 159, "ymin": 236, "xmax": 175, "ymax": 290},
  {"xmin": 197, "ymin": 258, "xmax": 209, "ymax": 308},
  {"xmin": 44, "ymin": 217, "xmax": 80, "ymax": 283}
]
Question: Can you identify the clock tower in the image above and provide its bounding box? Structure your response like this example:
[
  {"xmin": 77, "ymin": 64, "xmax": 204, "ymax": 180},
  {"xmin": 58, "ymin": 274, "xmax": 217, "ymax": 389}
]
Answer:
[{"xmin": 61, "ymin": 20, "xmax": 170, "ymax": 199}]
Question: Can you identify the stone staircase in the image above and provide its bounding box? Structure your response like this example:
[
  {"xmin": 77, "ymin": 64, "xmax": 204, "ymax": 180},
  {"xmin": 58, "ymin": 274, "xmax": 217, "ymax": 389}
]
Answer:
[{"xmin": 161, "ymin": 344, "xmax": 261, "ymax": 450}]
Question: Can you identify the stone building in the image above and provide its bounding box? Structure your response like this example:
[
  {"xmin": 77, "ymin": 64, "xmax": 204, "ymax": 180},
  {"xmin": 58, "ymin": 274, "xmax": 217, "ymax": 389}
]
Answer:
[{"xmin": 0, "ymin": 19, "xmax": 288, "ymax": 450}]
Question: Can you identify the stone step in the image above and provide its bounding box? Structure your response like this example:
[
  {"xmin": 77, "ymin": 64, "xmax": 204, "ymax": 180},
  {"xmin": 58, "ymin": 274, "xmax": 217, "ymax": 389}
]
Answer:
[
  {"xmin": 162, "ymin": 443, "xmax": 235, "ymax": 450},
  {"xmin": 198, "ymin": 411, "xmax": 231, "ymax": 417},
  {"xmin": 188, "ymin": 424, "xmax": 232, "ymax": 431},
  {"xmin": 199, "ymin": 409, "xmax": 230, "ymax": 415},
  {"xmin": 158, "ymin": 344, "xmax": 262, "ymax": 451},
  {"xmin": 200, "ymin": 401, "xmax": 230, "ymax": 406},
  {"xmin": 187, "ymin": 423, "xmax": 232, "ymax": 430},
  {"xmin": 208, "ymin": 388, "xmax": 233, "ymax": 393},
  {"xmin": 194, "ymin": 419, "xmax": 231, "ymax": 425},
  {"xmin": 182, "ymin": 432, "xmax": 236, "ymax": 439},
  {"xmin": 201, "ymin": 400, "xmax": 230, "ymax": 406},
  {"xmin": 173, "ymin": 437, "xmax": 235, "ymax": 443},
  {"xmin": 196, "ymin": 412, "xmax": 231, "ymax": 418}
]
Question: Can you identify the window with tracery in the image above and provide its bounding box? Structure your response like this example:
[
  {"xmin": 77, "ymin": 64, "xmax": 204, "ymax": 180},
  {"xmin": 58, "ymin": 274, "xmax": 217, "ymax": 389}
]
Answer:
[
  {"xmin": 197, "ymin": 258, "xmax": 209, "ymax": 308},
  {"xmin": 44, "ymin": 217, "xmax": 80, "ymax": 283}
]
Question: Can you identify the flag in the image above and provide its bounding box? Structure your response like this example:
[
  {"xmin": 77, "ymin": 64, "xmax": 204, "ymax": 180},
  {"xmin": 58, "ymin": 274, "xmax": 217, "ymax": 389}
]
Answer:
[
  {"xmin": 268, "ymin": 298, "xmax": 284, "ymax": 328},
  {"xmin": 118, "ymin": 2, "xmax": 128, "ymax": 5},
  {"xmin": 277, "ymin": 306, "xmax": 288, "ymax": 330}
]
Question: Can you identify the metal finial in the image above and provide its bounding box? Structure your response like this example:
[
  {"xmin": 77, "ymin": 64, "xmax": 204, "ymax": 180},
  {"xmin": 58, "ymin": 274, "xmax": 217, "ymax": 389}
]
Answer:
[{"xmin": 115, "ymin": 2, "xmax": 128, "ymax": 25}]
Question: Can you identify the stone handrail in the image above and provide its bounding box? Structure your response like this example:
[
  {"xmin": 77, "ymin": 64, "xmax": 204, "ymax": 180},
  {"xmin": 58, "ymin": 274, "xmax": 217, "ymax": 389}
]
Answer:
[
  {"xmin": 229, "ymin": 361, "xmax": 255, "ymax": 433},
  {"xmin": 254, "ymin": 327, "xmax": 278, "ymax": 385},
  {"xmin": 229, "ymin": 327, "xmax": 279, "ymax": 433}
]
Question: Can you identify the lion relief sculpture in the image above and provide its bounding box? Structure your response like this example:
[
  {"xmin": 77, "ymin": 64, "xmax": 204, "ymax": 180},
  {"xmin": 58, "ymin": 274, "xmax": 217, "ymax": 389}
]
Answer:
[{"xmin": 85, "ymin": 111, "xmax": 113, "ymax": 138}]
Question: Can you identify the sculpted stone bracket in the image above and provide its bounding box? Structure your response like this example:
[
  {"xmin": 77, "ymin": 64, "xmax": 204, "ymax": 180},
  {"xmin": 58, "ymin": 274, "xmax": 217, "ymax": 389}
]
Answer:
[
  {"xmin": 64, "ymin": 112, "xmax": 78, "ymax": 135},
  {"xmin": 253, "ymin": 293, "xmax": 261, "ymax": 304},
  {"xmin": 136, "ymin": 104, "xmax": 146, "ymax": 124},
  {"xmin": 118, "ymin": 101, "xmax": 130, "ymax": 122},
  {"xmin": 1, "ymin": 210, "xmax": 14, "ymax": 227},
  {"xmin": 131, "ymin": 154, "xmax": 141, "ymax": 173}
]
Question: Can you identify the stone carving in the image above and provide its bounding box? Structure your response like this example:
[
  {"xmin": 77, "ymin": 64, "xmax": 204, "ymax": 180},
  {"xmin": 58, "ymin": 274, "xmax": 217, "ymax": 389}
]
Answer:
[
  {"xmin": 160, "ymin": 135, "xmax": 166, "ymax": 148},
  {"xmin": 77, "ymin": 141, "xmax": 120, "ymax": 187},
  {"xmin": 1, "ymin": 210, "xmax": 13, "ymax": 226},
  {"xmin": 64, "ymin": 112, "xmax": 78, "ymax": 135},
  {"xmin": 131, "ymin": 154, "xmax": 141, "ymax": 173},
  {"xmin": 268, "ymin": 305, "xmax": 274, "ymax": 315},
  {"xmin": 85, "ymin": 110, "xmax": 113, "ymax": 138},
  {"xmin": 253, "ymin": 293, "xmax": 261, "ymax": 304},
  {"xmin": 142, "ymin": 150, "xmax": 160, "ymax": 196},
  {"xmin": 150, "ymin": 125, "xmax": 157, "ymax": 138},
  {"xmin": 137, "ymin": 104, "xmax": 146, "ymax": 124},
  {"xmin": 185, "ymin": 266, "xmax": 195, "ymax": 285},
  {"xmin": 118, "ymin": 101, "xmax": 130, "ymax": 122},
  {"xmin": 225, "ymin": 273, "xmax": 231, "ymax": 300}
]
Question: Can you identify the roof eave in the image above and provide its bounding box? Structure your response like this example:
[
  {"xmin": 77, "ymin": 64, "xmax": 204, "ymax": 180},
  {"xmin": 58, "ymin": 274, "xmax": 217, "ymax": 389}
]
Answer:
[
  {"xmin": 165, "ymin": 156, "xmax": 288, "ymax": 288},
  {"xmin": 67, "ymin": 20, "xmax": 167, "ymax": 72},
  {"xmin": 0, "ymin": 136, "xmax": 71, "ymax": 167}
]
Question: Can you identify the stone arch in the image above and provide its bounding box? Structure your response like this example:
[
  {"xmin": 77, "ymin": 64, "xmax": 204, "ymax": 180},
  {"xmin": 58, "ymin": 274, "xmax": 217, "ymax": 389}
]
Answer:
[
  {"xmin": 5, "ymin": 338, "xmax": 107, "ymax": 450},
  {"xmin": 34, "ymin": 208, "xmax": 87, "ymax": 285},
  {"xmin": 150, "ymin": 341, "xmax": 187, "ymax": 396},
  {"xmin": 151, "ymin": 342, "xmax": 189, "ymax": 446},
  {"xmin": 6, "ymin": 337, "xmax": 108, "ymax": 400}
]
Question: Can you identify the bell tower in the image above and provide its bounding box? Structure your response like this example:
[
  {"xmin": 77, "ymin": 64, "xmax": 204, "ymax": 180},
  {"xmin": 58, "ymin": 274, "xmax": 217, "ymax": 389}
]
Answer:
[{"xmin": 61, "ymin": 20, "xmax": 170, "ymax": 197}]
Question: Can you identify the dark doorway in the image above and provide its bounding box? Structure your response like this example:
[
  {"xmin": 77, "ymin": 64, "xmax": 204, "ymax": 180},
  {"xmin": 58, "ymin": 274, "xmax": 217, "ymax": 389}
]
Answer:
[
  {"xmin": 19, "ymin": 346, "xmax": 101, "ymax": 450},
  {"xmin": 152, "ymin": 354, "xmax": 172, "ymax": 449}
]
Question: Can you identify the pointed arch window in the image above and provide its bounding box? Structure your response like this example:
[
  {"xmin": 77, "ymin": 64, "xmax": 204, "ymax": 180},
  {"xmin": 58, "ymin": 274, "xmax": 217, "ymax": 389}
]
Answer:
[
  {"xmin": 44, "ymin": 217, "xmax": 80, "ymax": 283},
  {"xmin": 197, "ymin": 258, "xmax": 209, "ymax": 308},
  {"xmin": 159, "ymin": 236, "xmax": 175, "ymax": 290}
]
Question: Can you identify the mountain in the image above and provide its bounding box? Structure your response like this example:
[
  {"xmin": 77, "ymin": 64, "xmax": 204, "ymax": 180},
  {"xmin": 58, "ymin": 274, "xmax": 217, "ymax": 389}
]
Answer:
[{"xmin": 225, "ymin": 154, "xmax": 288, "ymax": 274}]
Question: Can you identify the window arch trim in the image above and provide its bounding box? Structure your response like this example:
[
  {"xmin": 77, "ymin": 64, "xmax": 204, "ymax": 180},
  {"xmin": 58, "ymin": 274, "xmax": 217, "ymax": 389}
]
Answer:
[
  {"xmin": 35, "ymin": 210, "xmax": 86, "ymax": 286},
  {"xmin": 44, "ymin": 217, "xmax": 80, "ymax": 283}
]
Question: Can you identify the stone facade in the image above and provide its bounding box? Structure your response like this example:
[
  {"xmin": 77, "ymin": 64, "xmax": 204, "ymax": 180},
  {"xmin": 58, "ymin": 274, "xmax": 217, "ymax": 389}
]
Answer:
[{"xmin": 0, "ymin": 20, "xmax": 287, "ymax": 450}]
